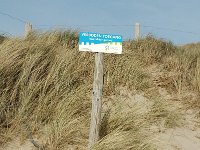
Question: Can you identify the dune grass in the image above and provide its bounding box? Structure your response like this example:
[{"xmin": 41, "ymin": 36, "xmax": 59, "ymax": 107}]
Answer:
[{"xmin": 0, "ymin": 31, "xmax": 199, "ymax": 149}]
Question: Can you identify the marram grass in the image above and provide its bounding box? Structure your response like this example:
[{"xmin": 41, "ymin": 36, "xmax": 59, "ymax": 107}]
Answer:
[{"xmin": 0, "ymin": 31, "xmax": 199, "ymax": 149}]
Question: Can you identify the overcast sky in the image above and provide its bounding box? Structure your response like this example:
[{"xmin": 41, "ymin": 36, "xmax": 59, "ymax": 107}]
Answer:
[{"xmin": 0, "ymin": 0, "xmax": 200, "ymax": 44}]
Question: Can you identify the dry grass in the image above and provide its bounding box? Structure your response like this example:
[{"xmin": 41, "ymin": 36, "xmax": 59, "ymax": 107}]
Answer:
[
  {"xmin": 126, "ymin": 35, "xmax": 176, "ymax": 65},
  {"xmin": 162, "ymin": 42, "xmax": 200, "ymax": 110},
  {"xmin": 0, "ymin": 31, "xmax": 199, "ymax": 149},
  {"xmin": 94, "ymin": 97, "xmax": 154, "ymax": 150}
]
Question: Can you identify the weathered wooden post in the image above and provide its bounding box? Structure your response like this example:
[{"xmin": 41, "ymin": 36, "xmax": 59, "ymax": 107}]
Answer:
[
  {"xmin": 79, "ymin": 32, "xmax": 122, "ymax": 149},
  {"xmin": 88, "ymin": 52, "xmax": 104, "ymax": 148},
  {"xmin": 135, "ymin": 23, "xmax": 141, "ymax": 40},
  {"xmin": 25, "ymin": 22, "xmax": 32, "ymax": 38}
]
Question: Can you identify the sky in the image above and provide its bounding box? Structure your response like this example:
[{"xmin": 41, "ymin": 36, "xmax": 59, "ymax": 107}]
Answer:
[{"xmin": 0, "ymin": 0, "xmax": 200, "ymax": 45}]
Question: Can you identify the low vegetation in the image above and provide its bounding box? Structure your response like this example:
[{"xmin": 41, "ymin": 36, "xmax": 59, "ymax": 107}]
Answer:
[{"xmin": 0, "ymin": 31, "xmax": 199, "ymax": 149}]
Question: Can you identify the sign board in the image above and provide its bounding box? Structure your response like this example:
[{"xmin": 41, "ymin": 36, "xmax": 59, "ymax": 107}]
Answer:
[{"xmin": 79, "ymin": 32, "xmax": 122, "ymax": 54}]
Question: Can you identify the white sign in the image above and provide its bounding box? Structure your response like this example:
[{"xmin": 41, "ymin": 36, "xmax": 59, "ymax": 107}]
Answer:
[{"xmin": 79, "ymin": 32, "xmax": 122, "ymax": 54}]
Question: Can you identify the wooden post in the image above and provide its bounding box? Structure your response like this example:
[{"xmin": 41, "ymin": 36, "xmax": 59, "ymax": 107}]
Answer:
[
  {"xmin": 135, "ymin": 23, "xmax": 141, "ymax": 40},
  {"xmin": 88, "ymin": 52, "xmax": 104, "ymax": 149},
  {"xmin": 25, "ymin": 22, "xmax": 32, "ymax": 38}
]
